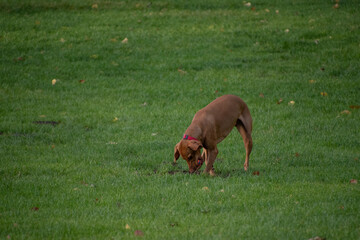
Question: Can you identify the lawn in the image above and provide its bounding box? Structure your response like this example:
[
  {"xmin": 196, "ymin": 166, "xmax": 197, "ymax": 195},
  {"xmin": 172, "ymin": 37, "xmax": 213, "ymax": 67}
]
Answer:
[{"xmin": 0, "ymin": 0, "xmax": 359, "ymax": 239}]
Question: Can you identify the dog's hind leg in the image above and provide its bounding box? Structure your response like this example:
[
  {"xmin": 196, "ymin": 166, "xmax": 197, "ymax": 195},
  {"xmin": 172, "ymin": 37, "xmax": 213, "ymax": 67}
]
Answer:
[{"xmin": 236, "ymin": 114, "xmax": 253, "ymax": 171}]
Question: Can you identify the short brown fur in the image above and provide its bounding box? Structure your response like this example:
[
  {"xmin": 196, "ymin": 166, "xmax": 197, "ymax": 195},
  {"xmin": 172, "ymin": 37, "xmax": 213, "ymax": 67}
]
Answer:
[{"xmin": 174, "ymin": 95, "xmax": 253, "ymax": 175}]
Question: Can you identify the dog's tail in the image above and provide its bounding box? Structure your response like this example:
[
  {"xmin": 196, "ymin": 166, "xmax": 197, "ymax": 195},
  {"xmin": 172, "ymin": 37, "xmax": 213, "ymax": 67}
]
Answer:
[{"xmin": 238, "ymin": 106, "xmax": 252, "ymax": 134}]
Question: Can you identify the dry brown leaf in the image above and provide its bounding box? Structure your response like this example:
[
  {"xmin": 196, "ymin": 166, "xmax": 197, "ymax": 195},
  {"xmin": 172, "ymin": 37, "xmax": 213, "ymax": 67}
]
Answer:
[
  {"xmin": 308, "ymin": 237, "xmax": 326, "ymax": 240},
  {"xmin": 177, "ymin": 68, "xmax": 187, "ymax": 74},
  {"xmin": 350, "ymin": 105, "xmax": 360, "ymax": 109},
  {"xmin": 320, "ymin": 92, "xmax": 328, "ymax": 96},
  {"xmin": 31, "ymin": 207, "xmax": 39, "ymax": 211},
  {"xmin": 341, "ymin": 110, "xmax": 351, "ymax": 115},
  {"xmin": 350, "ymin": 179, "xmax": 358, "ymax": 184},
  {"xmin": 134, "ymin": 230, "xmax": 144, "ymax": 236},
  {"xmin": 122, "ymin": 38, "xmax": 128, "ymax": 44},
  {"xmin": 276, "ymin": 98, "xmax": 283, "ymax": 104}
]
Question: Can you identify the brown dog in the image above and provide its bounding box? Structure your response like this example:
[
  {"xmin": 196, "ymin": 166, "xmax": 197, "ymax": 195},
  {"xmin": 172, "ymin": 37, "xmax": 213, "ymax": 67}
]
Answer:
[{"xmin": 174, "ymin": 95, "xmax": 252, "ymax": 175}]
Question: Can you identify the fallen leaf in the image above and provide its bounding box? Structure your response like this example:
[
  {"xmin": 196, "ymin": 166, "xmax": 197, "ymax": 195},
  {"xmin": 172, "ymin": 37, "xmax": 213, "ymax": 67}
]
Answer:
[
  {"xmin": 134, "ymin": 230, "xmax": 144, "ymax": 236},
  {"xmin": 106, "ymin": 141, "xmax": 118, "ymax": 145},
  {"xmin": 252, "ymin": 171, "xmax": 260, "ymax": 176},
  {"xmin": 39, "ymin": 115, "xmax": 46, "ymax": 118},
  {"xmin": 275, "ymin": 10, "xmax": 279, "ymax": 14},
  {"xmin": 51, "ymin": 144, "xmax": 55, "ymax": 149},
  {"xmin": 320, "ymin": 92, "xmax": 328, "ymax": 96},
  {"xmin": 285, "ymin": 29, "xmax": 290, "ymax": 33},
  {"xmin": 90, "ymin": 54, "xmax": 98, "ymax": 59},
  {"xmin": 314, "ymin": 39, "xmax": 319, "ymax": 44},
  {"xmin": 60, "ymin": 38, "xmax": 66, "ymax": 43},
  {"xmin": 110, "ymin": 38, "xmax": 118, "ymax": 42},
  {"xmin": 52, "ymin": 79, "xmax": 57, "ymax": 85},
  {"xmin": 202, "ymin": 186, "xmax": 209, "ymax": 191},
  {"xmin": 121, "ymin": 38, "xmax": 128, "ymax": 44},
  {"xmin": 79, "ymin": 79, "xmax": 85, "ymax": 83},
  {"xmin": 265, "ymin": 9, "xmax": 270, "ymax": 13},
  {"xmin": 259, "ymin": 93, "xmax": 264, "ymax": 98},
  {"xmin": 220, "ymin": 189, "xmax": 225, "ymax": 193},
  {"xmin": 151, "ymin": 133, "xmax": 157, "ymax": 136},
  {"xmin": 277, "ymin": 98, "xmax": 283, "ymax": 104},
  {"xmin": 7, "ymin": 235, "xmax": 11, "ymax": 240},
  {"xmin": 288, "ymin": 100, "xmax": 295, "ymax": 105},
  {"xmin": 244, "ymin": 2, "xmax": 251, "ymax": 7},
  {"xmin": 350, "ymin": 179, "xmax": 358, "ymax": 184},
  {"xmin": 81, "ymin": 181, "xmax": 88, "ymax": 186},
  {"xmin": 177, "ymin": 68, "xmax": 187, "ymax": 74},
  {"xmin": 125, "ymin": 224, "xmax": 131, "ymax": 230},
  {"xmin": 31, "ymin": 207, "xmax": 39, "ymax": 211},
  {"xmin": 350, "ymin": 105, "xmax": 360, "ymax": 109},
  {"xmin": 333, "ymin": 3, "xmax": 339, "ymax": 9},
  {"xmin": 341, "ymin": 110, "xmax": 351, "ymax": 115},
  {"xmin": 308, "ymin": 237, "xmax": 325, "ymax": 240},
  {"xmin": 113, "ymin": 117, "xmax": 118, "ymax": 122},
  {"xmin": 141, "ymin": 102, "xmax": 147, "ymax": 107},
  {"xmin": 339, "ymin": 206, "xmax": 344, "ymax": 210},
  {"xmin": 35, "ymin": 20, "xmax": 40, "ymax": 25},
  {"xmin": 295, "ymin": 152, "xmax": 300, "ymax": 157},
  {"xmin": 309, "ymin": 79, "xmax": 316, "ymax": 84},
  {"xmin": 14, "ymin": 56, "xmax": 25, "ymax": 62},
  {"xmin": 92, "ymin": 3, "xmax": 98, "ymax": 9}
]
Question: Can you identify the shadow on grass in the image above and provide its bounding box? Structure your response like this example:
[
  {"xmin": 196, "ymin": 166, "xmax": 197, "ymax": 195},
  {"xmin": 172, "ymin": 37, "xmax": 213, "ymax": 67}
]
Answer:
[{"xmin": 153, "ymin": 160, "xmax": 250, "ymax": 178}]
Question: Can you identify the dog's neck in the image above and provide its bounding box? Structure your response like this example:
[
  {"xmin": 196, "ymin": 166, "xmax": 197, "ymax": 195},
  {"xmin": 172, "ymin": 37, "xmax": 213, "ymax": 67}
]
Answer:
[{"xmin": 184, "ymin": 124, "xmax": 202, "ymax": 142}]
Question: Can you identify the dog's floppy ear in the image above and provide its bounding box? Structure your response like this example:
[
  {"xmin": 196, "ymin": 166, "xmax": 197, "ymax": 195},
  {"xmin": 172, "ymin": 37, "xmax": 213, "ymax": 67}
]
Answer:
[
  {"xmin": 174, "ymin": 142, "xmax": 180, "ymax": 163},
  {"xmin": 188, "ymin": 140, "xmax": 203, "ymax": 151}
]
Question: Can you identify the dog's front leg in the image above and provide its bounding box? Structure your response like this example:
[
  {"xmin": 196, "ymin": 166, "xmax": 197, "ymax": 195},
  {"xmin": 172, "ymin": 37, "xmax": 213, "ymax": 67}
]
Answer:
[{"xmin": 204, "ymin": 147, "xmax": 218, "ymax": 176}]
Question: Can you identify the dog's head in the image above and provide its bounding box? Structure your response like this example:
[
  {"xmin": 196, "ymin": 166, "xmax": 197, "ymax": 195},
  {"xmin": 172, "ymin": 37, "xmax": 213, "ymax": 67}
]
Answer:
[{"xmin": 174, "ymin": 139, "xmax": 203, "ymax": 173}]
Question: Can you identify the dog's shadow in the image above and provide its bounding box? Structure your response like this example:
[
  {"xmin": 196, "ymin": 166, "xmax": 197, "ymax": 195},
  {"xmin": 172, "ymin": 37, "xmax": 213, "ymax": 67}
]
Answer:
[{"xmin": 156, "ymin": 159, "xmax": 247, "ymax": 178}]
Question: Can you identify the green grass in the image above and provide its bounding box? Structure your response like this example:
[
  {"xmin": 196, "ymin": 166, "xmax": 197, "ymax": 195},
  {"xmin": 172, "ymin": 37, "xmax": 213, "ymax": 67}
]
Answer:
[{"xmin": 1, "ymin": 0, "xmax": 359, "ymax": 239}]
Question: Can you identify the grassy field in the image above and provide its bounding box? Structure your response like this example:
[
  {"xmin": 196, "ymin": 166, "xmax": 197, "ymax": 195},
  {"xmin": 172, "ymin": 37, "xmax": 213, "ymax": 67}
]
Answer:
[{"xmin": 1, "ymin": 0, "xmax": 359, "ymax": 239}]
